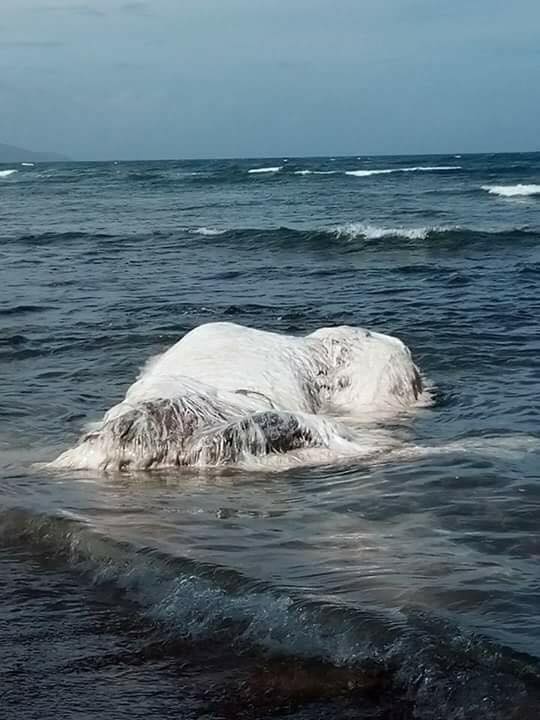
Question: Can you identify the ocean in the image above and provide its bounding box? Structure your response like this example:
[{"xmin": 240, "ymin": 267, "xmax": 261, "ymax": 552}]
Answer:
[{"xmin": 1, "ymin": 153, "xmax": 540, "ymax": 719}]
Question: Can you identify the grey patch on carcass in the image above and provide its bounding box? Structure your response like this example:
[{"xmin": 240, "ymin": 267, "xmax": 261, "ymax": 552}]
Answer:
[
  {"xmin": 76, "ymin": 394, "xmax": 237, "ymax": 471},
  {"xmin": 181, "ymin": 411, "xmax": 323, "ymax": 466}
]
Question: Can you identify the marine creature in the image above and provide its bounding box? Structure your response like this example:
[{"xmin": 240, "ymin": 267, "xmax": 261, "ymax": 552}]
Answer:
[{"xmin": 50, "ymin": 322, "xmax": 427, "ymax": 471}]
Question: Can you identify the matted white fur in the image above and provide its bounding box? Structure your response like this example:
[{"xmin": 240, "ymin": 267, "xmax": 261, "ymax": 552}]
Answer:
[{"xmin": 50, "ymin": 322, "xmax": 428, "ymax": 472}]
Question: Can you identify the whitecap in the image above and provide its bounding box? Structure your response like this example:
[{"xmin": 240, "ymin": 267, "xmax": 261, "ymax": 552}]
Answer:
[
  {"xmin": 403, "ymin": 165, "xmax": 462, "ymax": 172},
  {"xmin": 247, "ymin": 166, "xmax": 282, "ymax": 174},
  {"xmin": 482, "ymin": 184, "xmax": 540, "ymax": 198},
  {"xmin": 0, "ymin": 169, "xmax": 17, "ymax": 178},
  {"xmin": 190, "ymin": 227, "xmax": 225, "ymax": 236},
  {"xmin": 345, "ymin": 166, "xmax": 461, "ymax": 177},
  {"xmin": 21, "ymin": 162, "xmax": 35, "ymax": 167},
  {"xmin": 333, "ymin": 223, "xmax": 441, "ymax": 241},
  {"xmin": 345, "ymin": 169, "xmax": 395, "ymax": 177}
]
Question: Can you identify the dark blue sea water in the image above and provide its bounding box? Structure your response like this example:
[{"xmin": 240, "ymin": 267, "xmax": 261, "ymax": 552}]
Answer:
[{"xmin": 1, "ymin": 154, "xmax": 540, "ymax": 719}]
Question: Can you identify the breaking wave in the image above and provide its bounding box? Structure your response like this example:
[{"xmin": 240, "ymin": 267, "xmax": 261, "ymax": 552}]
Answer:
[
  {"xmin": 0, "ymin": 169, "xmax": 17, "ymax": 178},
  {"xmin": 248, "ymin": 166, "xmax": 283, "ymax": 174},
  {"xmin": 482, "ymin": 184, "xmax": 540, "ymax": 198},
  {"xmin": 189, "ymin": 226, "xmax": 225, "ymax": 236},
  {"xmin": 332, "ymin": 223, "xmax": 449, "ymax": 241},
  {"xmin": 345, "ymin": 166, "xmax": 462, "ymax": 177},
  {"xmin": 1, "ymin": 507, "xmax": 539, "ymax": 719},
  {"xmin": 5, "ymin": 224, "xmax": 538, "ymax": 252}
]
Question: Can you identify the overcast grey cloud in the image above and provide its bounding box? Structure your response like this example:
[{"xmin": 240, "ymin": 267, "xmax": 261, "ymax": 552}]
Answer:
[
  {"xmin": 0, "ymin": 0, "xmax": 539, "ymax": 159},
  {"xmin": 0, "ymin": 40, "xmax": 66, "ymax": 47},
  {"xmin": 120, "ymin": 1, "xmax": 149, "ymax": 13}
]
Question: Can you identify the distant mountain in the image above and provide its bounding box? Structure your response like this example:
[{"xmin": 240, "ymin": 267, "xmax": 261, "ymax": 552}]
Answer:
[{"xmin": 0, "ymin": 142, "xmax": 69, "ymax": 163}]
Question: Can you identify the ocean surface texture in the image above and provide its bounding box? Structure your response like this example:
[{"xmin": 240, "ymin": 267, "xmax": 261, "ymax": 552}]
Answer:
[{"xmin": 1, "ymin": 153, "xmax": 540, "ymax": 719}]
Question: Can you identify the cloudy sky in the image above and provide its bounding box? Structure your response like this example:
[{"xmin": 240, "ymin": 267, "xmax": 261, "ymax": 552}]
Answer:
[{"xmin": 1, "ymin": 0, "xmax": 539, "ymax": 159}]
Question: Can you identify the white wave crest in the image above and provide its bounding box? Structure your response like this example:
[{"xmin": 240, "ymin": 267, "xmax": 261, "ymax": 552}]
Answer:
[
  {"xmin": 49, "ymin": 322, "xmax": 427, "ymax": 472},
  {"xmin": 482, "ymin": 184, "xmax": 540, "ymax": 198},
  {"xmin": 346, "ymin": 169, "xmax": 394, "ymax": 177},
  {"xmin": 191, "ymin": 227, "xmax": 225, "ymax": 236},
  {"xmin": 247, "ymin": 166, "xmax": 282, "ymax": 174},
  {"xmin": 0, "ymin": 169, "xmax": 17, "ymax": 178},
  {"xmin": 346, "ymin": 166, "xmax": 461, "ymax": 177},
  {"xmin": 333, "ymin": 223, "xmax": 441, "ymax": 241},
  {"xmin": 21, "ymin": 162, "xmax": 35, "ymax": 167}
]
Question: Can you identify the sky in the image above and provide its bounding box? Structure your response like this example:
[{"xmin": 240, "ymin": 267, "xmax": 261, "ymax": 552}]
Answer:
[{"xmin": 1, "ymin": 0, "xmax": 539, "ymax": 160}]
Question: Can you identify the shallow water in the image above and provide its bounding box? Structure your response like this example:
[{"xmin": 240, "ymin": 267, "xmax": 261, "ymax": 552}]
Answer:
[{"xmin": 1, "ymin": 153, "xmax": 540, "ymax": 718}]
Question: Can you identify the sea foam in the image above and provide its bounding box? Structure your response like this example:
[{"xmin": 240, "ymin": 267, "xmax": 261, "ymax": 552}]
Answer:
[
  {"xmin": 248, "ymin": 166, "xmax": 282, "ymax": 174},
  {"xmin": 346, "ymin": 166, "xmax": 461, "ymax": 177},
  {"xmin": 482, "ymin": 184, "xmax": 540, "ymax": 198},
  {"xmin": 333, "ymin": 223, "xmax": 443, "ymax": 241},
  {"xmin": 191, "ymin": 227, "xmax": 225, "ymax": 236},
  {"xmin": 0, "ymin": 169, "xmax": 17, "ymax": 178}
]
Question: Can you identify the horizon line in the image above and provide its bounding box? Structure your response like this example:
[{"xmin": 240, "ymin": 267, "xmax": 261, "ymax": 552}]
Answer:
[{"xmin": 4, "ymin": 148, "xmax": 540, "ymax": 164}]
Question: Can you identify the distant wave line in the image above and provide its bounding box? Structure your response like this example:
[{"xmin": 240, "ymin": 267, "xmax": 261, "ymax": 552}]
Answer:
[
  {"xmin": 244, "ymin": 165, "xmax": 462, "ymax": 178},
  {"xmin": 345, "ymin": 166, "xmax": 462, "ymax": 177},
  {"xmin": 185, "ymin": 222, "xmax": 535, "ymax": 243},
  {"xmin": 7, "ymin": 223, "xmax": 538, "ymax": 247}
]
